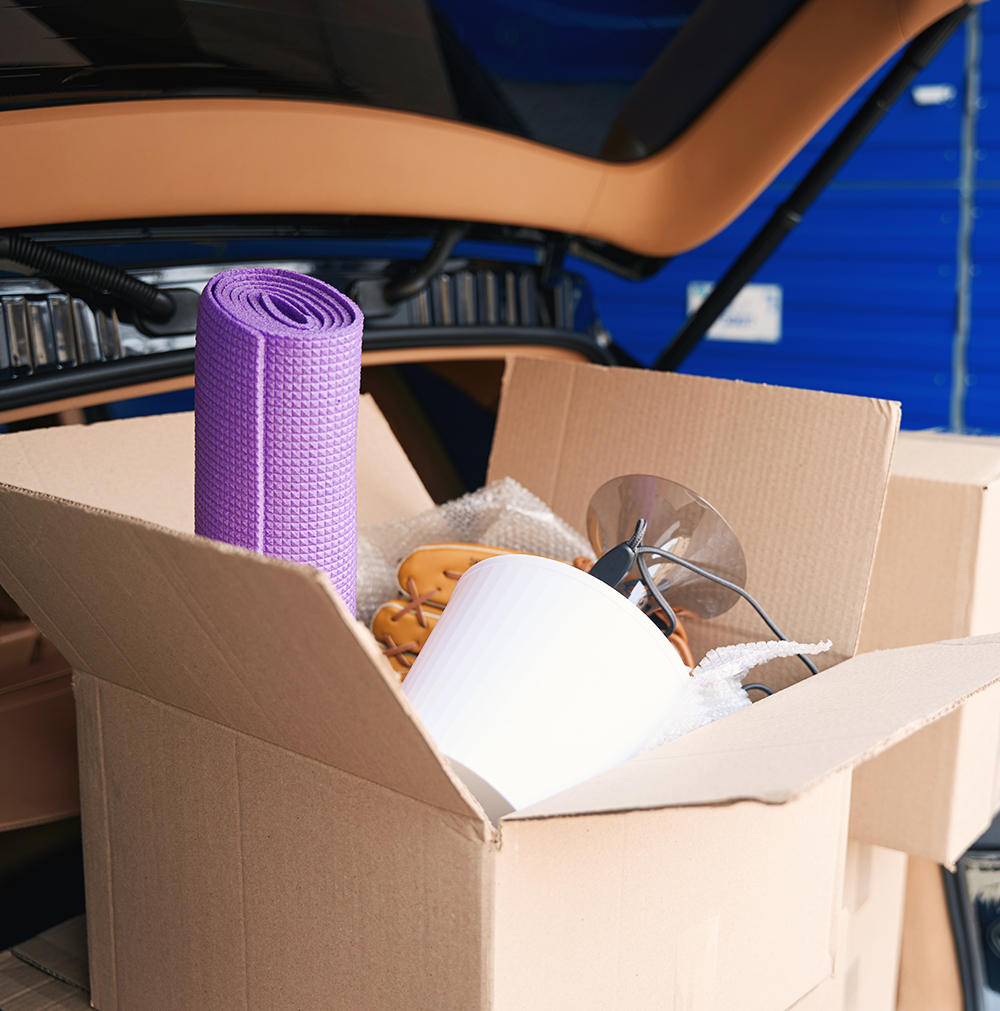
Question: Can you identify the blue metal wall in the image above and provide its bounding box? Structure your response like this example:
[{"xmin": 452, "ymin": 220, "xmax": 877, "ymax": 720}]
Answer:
[{"xmin": 574, "ymin": 7, "xmax": 998, "ymax": 433}]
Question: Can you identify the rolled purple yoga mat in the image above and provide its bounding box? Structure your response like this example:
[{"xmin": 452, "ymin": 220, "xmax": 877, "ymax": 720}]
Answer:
[{"xmin": 195, "ymin": 267, "xmax": 363, "ymax": 614}]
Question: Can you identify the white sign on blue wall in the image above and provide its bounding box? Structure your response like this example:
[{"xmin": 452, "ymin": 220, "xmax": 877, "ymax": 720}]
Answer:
[{"xmin": 686, "ymin": 282, "xmax": 783, "ymax": 343}]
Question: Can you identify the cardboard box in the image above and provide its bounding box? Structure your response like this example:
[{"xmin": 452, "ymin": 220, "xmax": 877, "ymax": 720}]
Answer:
[
  {"xmin": 0, "ymin": 653, "xmax": 77, "ymax": 832},
  {"xmin": 0, "ymin": 619, "xmax": 38, "ymax": 668},
  {"xmin": 0, "ymin": 586, "xmax": 77, "ymax": 833},
  {"xmin": 852, "ymin": 432, "xmax": 1000, "ymax": 864},
  {"xmin": 0, "ymin": 950, "xmax": 90, "ymax": 1011},
  {"xmin": 796, "ymin": 429, "xmax": 1000, "ymax": 1011},
  {"xmin": 855, "ymin": 429, "xmax": 1000, "ymax": 1011},
  {"xmin": 895, "ymin": 856, "xmax": 964, "ymax": 1011},
  {"xmin": 859, "ymin": 428, "xmax": 1000, "ymax": 654},
  {"xmin": 0, "ymin": 360, "xmax": 998, "ymax": 1011},
  {"xmin": 841, "ymin": 842, "xmax": 908, "ymax": 1011},
  {"xmin": 790, "ymin": 845, "xmax": 909, "ymax": 1011},
  {"xmin": 793, "ymin": 842, "xmax": 912, "ymax": 1011},
  {"xmin": 0, "ymin": 915, "xmax": 90, "ymax": 1010},
  {"xmin": 488, "ymin": 363, "xmax": 898, "ymax": 690}
]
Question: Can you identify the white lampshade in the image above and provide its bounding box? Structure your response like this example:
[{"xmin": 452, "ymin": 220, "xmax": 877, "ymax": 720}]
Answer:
[{"xmin": 402, "ymin": 554, "xmax": 689, "ymax": 813}]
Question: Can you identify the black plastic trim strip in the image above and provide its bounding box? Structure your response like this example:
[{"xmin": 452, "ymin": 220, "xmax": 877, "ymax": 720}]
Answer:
[
  {"xmin": 0, "ymin": 350, "xmax": 195, "ymax": 413},
  {"xmin": 0, "ymin": 328, "xmax": 612, "ymax": 414},
  {"xmin": 15, "ymin": 217, "xmax": 658, "ymax": 282}
]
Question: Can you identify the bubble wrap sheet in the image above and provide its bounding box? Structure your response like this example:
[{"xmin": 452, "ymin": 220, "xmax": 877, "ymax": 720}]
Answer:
[
  {"xmin": 641, "ymin": 639, "xmax": 833, "ymax": 752},
  {"xmin": 356, "ymin": 477, "xmax": 594, "ymax": 624},
  {"xmin": 195, "ymin": 267, "xmax": 363, "ymax": 614}
]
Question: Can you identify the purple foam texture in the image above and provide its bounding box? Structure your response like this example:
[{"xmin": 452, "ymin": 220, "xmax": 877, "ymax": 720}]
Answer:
[{"xmin": 195, "ymin": 267, "xmax": 363, "ymax": 614}]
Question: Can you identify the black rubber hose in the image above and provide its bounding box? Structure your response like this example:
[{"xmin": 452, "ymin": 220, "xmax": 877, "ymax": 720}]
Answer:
[
  {"xmin": 383, "ymin": 222, "xmax": 469, "ymax": 305},
  {"xmin": 0, "ymin": 234, "xmax": 175, "ymax": 321}
]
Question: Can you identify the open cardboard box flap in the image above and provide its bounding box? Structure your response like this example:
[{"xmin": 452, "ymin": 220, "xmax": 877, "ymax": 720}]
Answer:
[
  {"xmin": 513, "ymin": 633, "xmax": 1000, "ymax": 820},
  {"xmin": 489, "ymin": 361, "xmax": 901, "ymax": 686},
  {"xmin": 0, "ymin": 395, "xmax": 433, "ymax": 534},
  {"xmin": 0, "ymin": 397, "xmax": 479, "ymax": 826}
]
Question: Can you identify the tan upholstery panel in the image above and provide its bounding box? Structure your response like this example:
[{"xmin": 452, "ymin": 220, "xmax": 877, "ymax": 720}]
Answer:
[{"xmin": 0, "ymin": 0, "xmax": 966, "ymax": 256}]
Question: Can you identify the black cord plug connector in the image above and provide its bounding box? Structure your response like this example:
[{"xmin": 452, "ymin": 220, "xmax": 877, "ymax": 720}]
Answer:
[{"xmin": 588, "ymin": 518, "xmax": 646, "ymax": 587}]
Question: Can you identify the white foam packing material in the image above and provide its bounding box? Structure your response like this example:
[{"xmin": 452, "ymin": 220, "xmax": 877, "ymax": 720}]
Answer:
[
  {"xmin": 355, "ymin": 477, "xmax": 594, "ymax": 624},
  {"xmin": 642, "ymin": 639, "xmax": 833, "ymax": 752}
]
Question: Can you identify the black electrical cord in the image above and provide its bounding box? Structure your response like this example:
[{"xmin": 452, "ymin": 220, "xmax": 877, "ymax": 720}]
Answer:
[
  {"xmin": 743, "ymin": 683, "xmax": 774, "ymax": 696},
  {"xmin": 636, "ymin": 550, "xmax": 678, "ymax": 637},
  {"xmin": 0, "ymin": 233, "xmax": 175, "ymax": 321},
  {"xmin": 635, "ymin": 544, "xmax": 819, "ymax": 676}
]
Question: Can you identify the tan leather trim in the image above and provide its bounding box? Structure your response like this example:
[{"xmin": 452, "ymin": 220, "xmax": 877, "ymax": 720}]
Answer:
[
  {"xmin": 0, "ymin": 0, "xmax": 965, "ymax": 256},
  {"xmin": 583, "ymin": 0, "xmax": 967, "ymax": 253},
  {"xmin": 360, "ymin": 344, "xmax": 589, "ymax": 367}
]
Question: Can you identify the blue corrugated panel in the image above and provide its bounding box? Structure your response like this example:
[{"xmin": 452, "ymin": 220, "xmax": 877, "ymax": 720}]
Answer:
[
  {"xmin": 575, "ymin": 12, "xmax": 1000, "ymax": 433},
  {"xmin": 967, "ymin": 5, "xmax": 1000, "ymax": 432}
]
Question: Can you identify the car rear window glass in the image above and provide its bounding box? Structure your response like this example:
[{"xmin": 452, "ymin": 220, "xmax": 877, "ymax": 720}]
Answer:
[{"xmin": 0, "ymin": 0, "xmax": 805, "ymax": 160}]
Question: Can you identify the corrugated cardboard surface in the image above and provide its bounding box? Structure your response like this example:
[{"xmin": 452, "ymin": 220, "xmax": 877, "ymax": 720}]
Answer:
[
  {"xmin": 789, "ymin": 977, "xmax": 839, "ymax": 1011},
  {"xmin": 51, "ymin": 534, "xmax": 1000, "ymax": 1011},
  {"xmin": 75, "ymin": 669, "xmax": 855, "ymax": 1011},
  {"xmin": 494, "ymin": 774, "xmax": 850, "ymax": 1011},
  {"xmin": 841, "ymin": 843, "xmax": 908, "ymax": 1011},
  {"xmin": 0, "ymin": 661, "xmax": 77, "ymax": 831},
  {"xmin": 0, "ymin": 915, "xmax": 89, "ymax": 1011},
  {"xmin": 0, "ymin": 614, "xmax": 76, "ymax": 830},
  {"xmin": 0, "ymin": 619, "xmax": 38, "ymax": 667},
  {"xmin": 0, "ymin": 410, "xmax": 197, "ymax": 535},
  {"xmin": 0, "ymin": 486, "xmax": 478, "ymax": 822},
  {"xmin": 506, "ymin": 635, "xmax": 1000, "ymax": 829},
  {"xmin": 762, "ymin": 844, "xmax": 907, "ymax": 1011},
  {"xmin": 849, "ymin": 430, "xmax": 1000, "ymax": 1011},
  {"xmin": 858, "ymin": 475, "xmax": 982, "ymax": 652},
  {"xmin": 76, "ymin": 673, "xmax": 491, "ymax": 1011},
  {"xmin": 0, "ymin": 394, "xmax": 482, "ymax": 1011},
  {"xmin": 0, "ymin": 394, "xmax": 431, "ymax": 536},
  {"xmin": 850, "ymin": 678, "xmax": 1000, "ymax": 863},
  {"xmin": 858, "ymin": 429, "xmax": 1000, "ymax": 653},
  {"xmin": 12, "ymin": 916, "xmax": 89, "ymax": 992},
  {"xmin": 788, "ymin": 844, "xmax": 907, "ymax": 1011},
  {"xmin": 973, "ymin": 481, "xmax": 1000, "ymax": 636},
  {"xmin": 490, "ymin": 359, "xmax": 900, "ymax": 688},
  {"xmin": 895, "ymin": 857, "xmax": 964, "ymax": 1011},
  {"xmin": 0, "ymin": 393, "xmax": 473, "ymax": 818},
  {"xmin": 0, "ymin": 951, "xmax": 90, "ymax": 1011}
]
